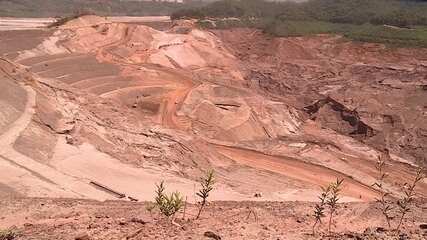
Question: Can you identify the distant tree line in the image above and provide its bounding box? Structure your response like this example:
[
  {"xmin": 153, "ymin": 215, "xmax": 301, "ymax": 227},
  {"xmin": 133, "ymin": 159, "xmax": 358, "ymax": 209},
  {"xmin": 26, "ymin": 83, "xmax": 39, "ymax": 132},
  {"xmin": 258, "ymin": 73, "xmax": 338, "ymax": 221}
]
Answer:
[
  {"xmin": 0, "ymin": 0, "xmax": 207, "ymax": 18},
  {"xmin": 172, "ymin": 0, "xmax": 427, "ymax": 28},
  {"xmin": 171, "ymin": 0, "xmax": 427, "ymax": 48}
]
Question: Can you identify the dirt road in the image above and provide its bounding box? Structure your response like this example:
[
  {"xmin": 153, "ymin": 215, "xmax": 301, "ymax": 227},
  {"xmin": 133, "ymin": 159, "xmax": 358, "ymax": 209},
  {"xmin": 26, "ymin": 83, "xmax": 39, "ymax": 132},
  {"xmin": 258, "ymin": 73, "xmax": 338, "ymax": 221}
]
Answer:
[
  {"xmin": 0, "ymin": 18, "xmax": 55, "ymax": 31},
  {"xmin": 0, "ymin": 16, "xmax": 171, "ymax": 31}
]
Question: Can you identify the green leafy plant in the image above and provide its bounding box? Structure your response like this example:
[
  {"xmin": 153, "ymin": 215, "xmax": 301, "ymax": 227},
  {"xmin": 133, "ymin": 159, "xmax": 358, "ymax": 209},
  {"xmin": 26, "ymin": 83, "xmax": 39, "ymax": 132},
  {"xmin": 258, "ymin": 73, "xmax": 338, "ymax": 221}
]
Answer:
[
  {"xmin": 312, "ymin": 185, "xmax": 331, "ymax": 235},
  {"xmin": 196, "ymin": 170, "xmax": 215, "ymax": 219},
  {"xmin": 326, "ymin": 178, "xmax": 344, "ymax": 234},
  {"xmin": 395, "ymin": 167, "xmax": 424, "ymax": 232},
  {"xmin": 154, "ymin": 181, "xmax": 184, "ymax": 219},
  {"xmin": 372, "ymin": 150, "xmax": 394, "ymax": 229},
  {"xmin": 0, "ymin": 229, "xmax": 18, "ymax": 240}
]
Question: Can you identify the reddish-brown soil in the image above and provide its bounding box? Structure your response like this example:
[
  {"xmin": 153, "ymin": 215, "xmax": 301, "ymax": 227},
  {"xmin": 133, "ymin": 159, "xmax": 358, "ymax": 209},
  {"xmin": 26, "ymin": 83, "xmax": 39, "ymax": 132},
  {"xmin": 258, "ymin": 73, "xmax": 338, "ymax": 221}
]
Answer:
[
  {"xmin": 213, "ymin": 29, "xmax": 427, "ymax": 167},
  {"xmin": 0, "ymin": 17, "xmax": 426, "ymax": 239},
  {"xmin": 1, "ymin": 197, "xmax": 427, "ymax": 240}
]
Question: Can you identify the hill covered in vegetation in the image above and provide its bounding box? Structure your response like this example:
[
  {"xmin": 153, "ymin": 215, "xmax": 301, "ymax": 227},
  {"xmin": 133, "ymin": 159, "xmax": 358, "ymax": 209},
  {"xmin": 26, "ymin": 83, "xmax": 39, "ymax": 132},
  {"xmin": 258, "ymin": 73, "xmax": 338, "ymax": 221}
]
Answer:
[
  {"xmin": 0, "ymin": 0, "xmax": 205, "ymax": 18},
  {"xmin": 172, "ymin": 0, "xmax": 427, "ymax": 47}
]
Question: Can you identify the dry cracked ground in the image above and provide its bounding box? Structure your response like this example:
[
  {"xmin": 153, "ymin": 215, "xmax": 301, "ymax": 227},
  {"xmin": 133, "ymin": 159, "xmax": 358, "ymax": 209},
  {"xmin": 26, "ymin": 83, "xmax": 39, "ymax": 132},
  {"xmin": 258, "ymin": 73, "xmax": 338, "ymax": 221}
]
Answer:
[{"xmin": 0, "ymin": 16, "xmax": 426, "ymax": 239}]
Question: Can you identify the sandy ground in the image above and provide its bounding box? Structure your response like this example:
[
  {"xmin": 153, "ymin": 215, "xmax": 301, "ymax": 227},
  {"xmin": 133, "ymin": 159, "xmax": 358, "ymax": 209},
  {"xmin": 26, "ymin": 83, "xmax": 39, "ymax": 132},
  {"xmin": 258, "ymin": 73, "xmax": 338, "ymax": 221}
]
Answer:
[
  {"xmin": 213, "ymin": 145, "xmax": 378, "ymax": 201},
  {"xmin": 0, "ymin": 197, "xmax": 426, "ymax": 240},
  {"xmin": 50, "ymin": 136, "xmax": 248, "ymax": 202},
  {"xmin": 0, "ymin": 78, "xmax": 111, "ymax": 199},
  {"xmin": 0, "ymin": 18, "xmax": 55, "ymax": 31}
]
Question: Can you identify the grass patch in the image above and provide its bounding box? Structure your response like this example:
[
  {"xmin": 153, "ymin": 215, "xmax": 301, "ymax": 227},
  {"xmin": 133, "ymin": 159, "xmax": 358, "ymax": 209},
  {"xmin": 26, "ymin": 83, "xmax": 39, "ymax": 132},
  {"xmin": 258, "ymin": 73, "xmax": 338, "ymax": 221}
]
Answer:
[
  {"xmin": 0, "ymin": 229, "xmax": 18, "ymax": 240},
  {"xmin": 197, "ymin": 18, "xmax": 427, "ymax": 48},
  {"xmin": 264, "ymin": 20, "xmax": 350, "ymax": 36},
  {"xmin": 264, "ymin": 20, "xmax": 427, "ymax": 47},
  {"xmin": 197, "ymin": 18, "xmax": 259, "ymax": 29},
  {"xmin": 345, "ymin": 25, "xmax": 427, "ymax": 48}
]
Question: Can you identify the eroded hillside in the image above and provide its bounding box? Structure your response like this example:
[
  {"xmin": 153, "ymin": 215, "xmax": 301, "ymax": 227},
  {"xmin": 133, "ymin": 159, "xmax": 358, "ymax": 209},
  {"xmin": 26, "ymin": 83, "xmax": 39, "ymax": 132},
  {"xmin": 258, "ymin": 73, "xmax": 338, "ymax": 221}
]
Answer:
[
  {"xmin": 214, "ymin": 29, "xmax": 427, "ymax": 166},
  {"xmin": 0, "ymin": 16, "xmax": 426, "ymax": 206}
]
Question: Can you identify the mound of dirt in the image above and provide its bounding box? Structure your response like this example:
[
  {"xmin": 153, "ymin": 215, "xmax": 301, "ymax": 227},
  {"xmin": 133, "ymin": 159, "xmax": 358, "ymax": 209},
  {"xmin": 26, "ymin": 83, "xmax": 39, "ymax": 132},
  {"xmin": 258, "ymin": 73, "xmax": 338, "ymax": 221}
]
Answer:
[{"xmin": 59, "ymin": 21, "xmax": 239, "ymax": 72}]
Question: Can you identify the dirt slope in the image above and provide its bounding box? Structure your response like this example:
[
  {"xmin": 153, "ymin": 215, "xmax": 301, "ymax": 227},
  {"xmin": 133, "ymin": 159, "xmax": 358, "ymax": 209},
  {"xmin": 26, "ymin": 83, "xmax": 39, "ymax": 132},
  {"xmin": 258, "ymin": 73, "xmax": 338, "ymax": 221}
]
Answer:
[
  {"xmin": 0, "ymin": 15, "xmax": 425, "ymax": 213},
  {"xmin": 214, "ymin": 29, "xmax": 427, "ymax": 167},
  {"xmin": 1, "ymin": 197, "xmax": 426, "ymax": 240}
]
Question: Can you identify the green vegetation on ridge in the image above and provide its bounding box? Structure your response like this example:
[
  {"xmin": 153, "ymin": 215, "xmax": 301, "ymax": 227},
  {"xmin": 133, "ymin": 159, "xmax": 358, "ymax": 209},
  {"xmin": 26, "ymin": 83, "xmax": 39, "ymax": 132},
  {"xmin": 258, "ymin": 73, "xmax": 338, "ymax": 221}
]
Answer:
[
  {"xmin": 172, "ymin": 0, "xmax": 427, "ymax": 47},
  {"xmin": 0, "ymin": 0, "xmax": 206, "ymax": 18}
]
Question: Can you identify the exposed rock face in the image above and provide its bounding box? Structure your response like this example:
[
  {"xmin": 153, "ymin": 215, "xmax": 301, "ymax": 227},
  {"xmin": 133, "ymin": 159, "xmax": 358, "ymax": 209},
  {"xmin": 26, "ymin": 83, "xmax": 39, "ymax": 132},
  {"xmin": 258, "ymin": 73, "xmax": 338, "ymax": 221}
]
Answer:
[
  {"xmin": 0, "ymin": 17, "xmax": 425, "ymax": 202},
  {"xmin": 304, "ymin": 96, "xmax": 376, "ymax": 138}
]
